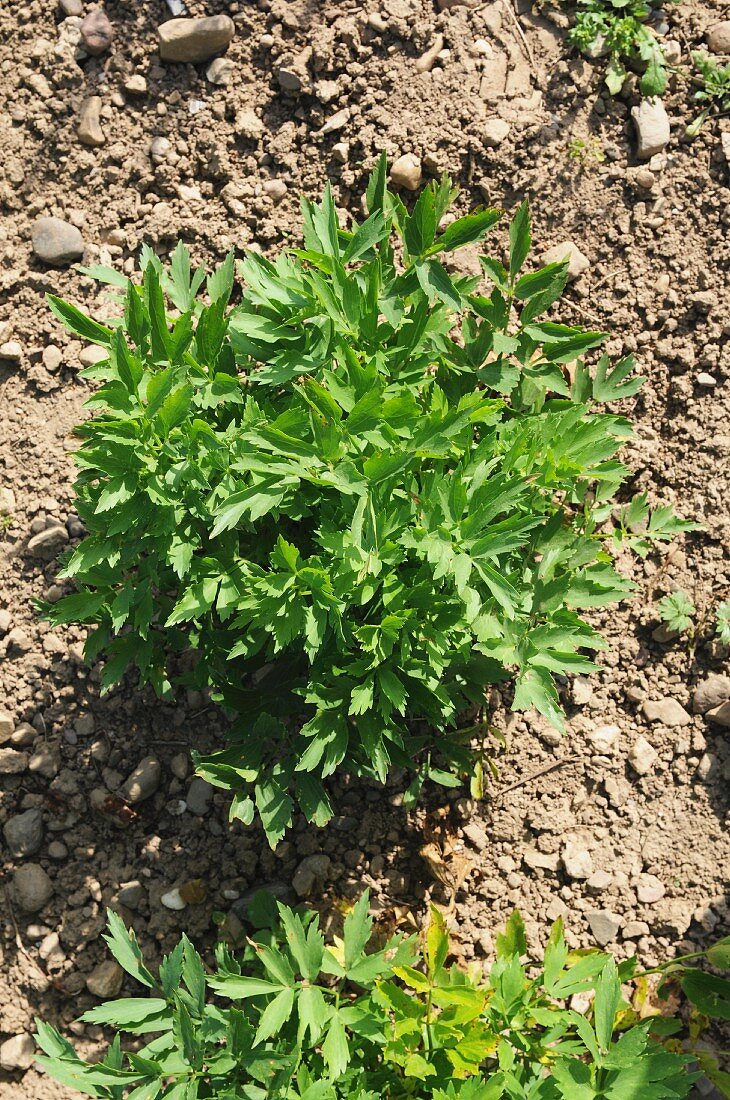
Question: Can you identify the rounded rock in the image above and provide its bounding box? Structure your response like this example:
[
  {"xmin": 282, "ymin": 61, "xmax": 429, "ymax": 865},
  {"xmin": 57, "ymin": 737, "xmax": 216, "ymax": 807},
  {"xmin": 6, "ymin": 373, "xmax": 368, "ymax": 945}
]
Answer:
[
  {"xmin": 483, "ymin": 118, "xmax": 511, "ymax": 148},
  {"xmin": 80, "ymin": 8, "xmax": 114, "ymax": 56},
  {"xmin": 13, "ymin": 863, "xmax": 54, "ymax": 912},
  {"xmin": 158, "ymin": 15, "xmax": 235, "ymax": 64},
  {"xmin": 390, "ymin": 153, "xmax": 422, "ymax": 191},
  {"xmin": 0, "ymin": 1033, "xmax": 35, "ymax": 1071},
  {"xmin": 86, "ymin": 959, "xmax": 124, "ymax": 998},
  {"xmin": 31, "ymin": 217, "xmax": 85, "ymax": 266},
  {"xmin": 3, "ymin": 808, "xmax": 44, "ymax": 858},
  {"xmin": 122, "ymin": 756, "xmax": 162, "ymax": 803},
  {"xmin": 707, "ymin": 21, "xmax": 730, "ymax": 54}
]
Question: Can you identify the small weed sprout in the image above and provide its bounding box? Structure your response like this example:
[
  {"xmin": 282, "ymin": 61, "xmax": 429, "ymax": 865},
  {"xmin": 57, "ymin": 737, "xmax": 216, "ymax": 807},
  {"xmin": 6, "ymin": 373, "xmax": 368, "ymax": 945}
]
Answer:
[{"xmin": 686, "ymin": 51, "xmax": 730, "ymax": 137}]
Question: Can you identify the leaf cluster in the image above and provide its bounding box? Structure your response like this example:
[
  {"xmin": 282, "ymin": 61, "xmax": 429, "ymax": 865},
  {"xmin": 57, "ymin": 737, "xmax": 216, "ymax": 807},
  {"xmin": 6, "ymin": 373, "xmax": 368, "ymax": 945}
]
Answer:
[
  {"xmin": 568, "ymin": 0, "xmax": 671, "ymax": 96},
  {"xmin": 686, "ymin": 51, "xmax": 730, "ymax": 136},
  {"xmin": 44, "ymin": 160, "xmax": 691, "ymax": 844},
  {"xmin": 37, "ymin": 897, "xmax": 730, "ymax": 1099}
]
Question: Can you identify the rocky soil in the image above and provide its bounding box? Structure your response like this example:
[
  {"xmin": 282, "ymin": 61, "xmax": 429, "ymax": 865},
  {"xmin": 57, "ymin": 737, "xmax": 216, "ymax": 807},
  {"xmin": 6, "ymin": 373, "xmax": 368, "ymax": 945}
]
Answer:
[{"xmin": 1, "ymin": 0, "xmax": 729, "ymax": 1094}]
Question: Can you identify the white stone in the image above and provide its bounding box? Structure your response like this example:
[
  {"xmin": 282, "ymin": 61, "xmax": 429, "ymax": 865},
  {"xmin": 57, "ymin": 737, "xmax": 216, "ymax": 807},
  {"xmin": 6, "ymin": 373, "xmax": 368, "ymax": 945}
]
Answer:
[
  {"xmin": 628, "ymin": 735, "xmax": 657, "ymax": 776},
  {"xmin": 161, "ymin": 887, "xmax": 187, "ymax": 910},
  {"xmin": 0, "ymin": 1034, "xmax": 35, "ymax": 1071},
  {"xmin": 587, "ymin": 910, "xmax": 621, "ymax": 946},
  {"xmin": 390, "ymin": 154, "xmax": 422, "ymax": 191},
  {"xmin": 541, "ymin": 241, "xmax": 591, "ymax": 281},
  {"xmin": 483, "ymin": 118, "xmax": 511, "ymax": 148},
  {"xmin": 562, "ymin": 840, "xmax": 593, "ymax": 881},
  {"xmin": 631, "ymin": 99, "xmax": 670, "ymax": 160},
  {"xmin": 636, "ymin": 873, "xmax": 665, "ymax": 904},
  {"xmin": 642, "ymin": 697, "xmax": 691, "ymax": 726}
]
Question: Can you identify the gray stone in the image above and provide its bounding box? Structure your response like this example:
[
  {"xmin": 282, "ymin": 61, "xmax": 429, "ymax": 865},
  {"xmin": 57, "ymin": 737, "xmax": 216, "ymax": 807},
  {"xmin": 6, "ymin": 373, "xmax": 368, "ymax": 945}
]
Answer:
[
  {"xmin": 86, "ymin": 959, "xmax": 124, "ymax": 997},
  {"xmin": 206, "ymin": 57, "xmax": 235, "ymax": 85},
  {"xmin": 706, "ymin": 701, "xmax": 730, "ymax": 729},
  {"xmin": 643, "ymin": 697, "xmax": 691, "ymax": 726},
  {"xmin": 0, "ymin": 487, "xmax": 15, "ymax": 515},
  {"xmin": 13, "ymin": 863, "xmax": 53, "ymax": 911},
  {"xmin": 0, "ymin": 748, "xmax": 28, "ymax": 774},
  {"xmin": 158, "ymin": 15, "xmax": 235, "ymax": 63},
  {"xmin": 3, "ymin": 808, "xmax": 44, "ymax": 858},
  {"xmin": 29, "ymin": 742, "xmax": 60, "ymax": 779},
  {"xmin": 707, "ymin": 20, "xmax": 730, "ymax": 53},
  {"xmin": 587, "ymin": 910, "xmax": 622, "ymax": 946},
  {"xmin": 32, "ymin": 217, "xmax": 85, "ymax": 267},
  {"xmin": 231, "ymin": 882, "xmax": 296, "ymax": 918},
  {"xmin": 631, "ymin": 99, "xmax": 670, "ymax": 160},
  {"xmin": 0, "ymin": 708, "xmax": 14, "ymax": 744},
  {"xmin": 122, "ymin": 756, "xmax": 161, "ymax": 803},
  {"xmin": 523, "ymin": 848, "xmax": 560, "ymax": 872},
  {"xmin": 78, "ymin": 95, "xmax": 105, "ymax": 146},
  {"xmin": 541, "ymin": 241, "xmax": 591, "ymax": 281},
  {"xmin": 655, "ymin": 897, "xmax": 693, "ymax": 936},
  {"xmin": 561, "ymin": 841, "xmax": 593, "ymax": 881},
  {"xmin": 292, "ymin": 854, "xmax": 331, "ymax": 897},
  {"xmin": 483, "ymin": 117, "xmax": 511, "ymax": 148},
  {"xmin": 588, "ymin": 723, "xmax": 619, "ymax": 753},
  {"xmin": 0, "ymin": 1033, "xmax": 35, "ymax": 1071},
  {"xmin": 623, "ymin": 920, "xmax": 650, "ymax": 939},
  {"xmin": 185, "ymin": 777, "xmax": 213, "ymax": 816},
  {"xmin": 80, "ymin": 9, "xmax": 113, "ymax": 55},
  {"xmin": 117, "ymin": 880, "xmax": 143, "ymax": 909},
  {"xmin": 390, "ymin": 154, "xmax": 422, "ymax": 191},
  {"xmin": 692, "ymin": 674, "xmax": 730, "ymax": 714},
  {"xmin": 628, "ymin": 735, "xmax": 657, "ymax": 775},
  {"xmin": 696, "ymin": 752, "xmax": 719, "ymax": 781},
  {"xmin": 636, "ymin": 872, "xmax": 665, "ymax": 904},
  {"xmin": 586, "ymin": 869, "xmax": 613, "ymax": 894},
  {"xmin": 27, "ymin": 523, "xmax": 69, "ymax": 558}
]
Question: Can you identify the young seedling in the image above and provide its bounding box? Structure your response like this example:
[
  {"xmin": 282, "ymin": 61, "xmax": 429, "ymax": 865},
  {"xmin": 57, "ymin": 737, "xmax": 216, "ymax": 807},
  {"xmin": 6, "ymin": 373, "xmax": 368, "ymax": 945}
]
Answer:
[
  {"xmin": 43, "ymin": 160, "xmax": 695, "ymax": 844},
  {"xmin": 686, "ymin": 51, "xmax": 730, "ymax": 137},
  {"xmin": 716, "ymin": 599, "xmax": 730, "ymax": 646},
  {"xmin": 657, "ymin": 589, "xmax": 696, "ymax": 636},
  {"xmin": 568, "ymin": 0, "xmax": 672, "ymax": 96}
]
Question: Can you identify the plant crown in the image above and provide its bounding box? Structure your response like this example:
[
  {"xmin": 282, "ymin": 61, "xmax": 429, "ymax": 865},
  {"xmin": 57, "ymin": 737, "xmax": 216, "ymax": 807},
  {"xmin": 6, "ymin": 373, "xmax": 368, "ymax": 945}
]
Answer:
[
  {"xmin": 45, "ymin": 159, "xmax": 693, "ymax": 844},
  {"xmin": 35, "ymin": 894, "xmax": 730, "ymax": 1099},
  {"xmin": 568, "ymin": 0, "xmax": 672, "ymax": 97}
]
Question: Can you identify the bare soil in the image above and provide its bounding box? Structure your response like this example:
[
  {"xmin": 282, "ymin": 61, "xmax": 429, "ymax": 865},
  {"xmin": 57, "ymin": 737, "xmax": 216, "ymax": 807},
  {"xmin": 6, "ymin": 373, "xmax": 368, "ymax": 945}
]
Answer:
[{"xmin": 1, "ymin": 0, "xmax": 729, "ymax": 1094}]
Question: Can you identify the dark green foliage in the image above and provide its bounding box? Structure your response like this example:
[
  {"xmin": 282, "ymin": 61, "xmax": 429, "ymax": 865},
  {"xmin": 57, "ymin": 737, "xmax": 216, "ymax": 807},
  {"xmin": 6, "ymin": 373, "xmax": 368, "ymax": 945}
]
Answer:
[{"xmin": 43, "ymin": 161, "xmax": 693, "ymax": 844}]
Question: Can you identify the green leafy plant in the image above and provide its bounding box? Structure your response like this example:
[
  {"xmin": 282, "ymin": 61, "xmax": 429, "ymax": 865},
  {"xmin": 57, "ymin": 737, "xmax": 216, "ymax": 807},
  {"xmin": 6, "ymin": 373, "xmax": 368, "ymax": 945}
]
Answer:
[
  {"xmin": 568, "ymin": 0, "xmax": 672, "ymax": 96},
  {"xmin": 686, "ymin": 51, "xmax": 730, "ymax": 136},
  {"xmin": 43, "ymin": 160, "xmax": 694, "ymax": 844},
  {"xmin": 716, "ymin": 600, "xmax": 730, "ymax": 646},
  {"xmin": 567, "ymin": 136, "xmax": 606, "ymax": 166},
  {"xmin": 35, "ymin": 896, "xmax": 730, "ymax": 1099},
  {"xmin": 657, "ymin": 590, "xmax": 696, "ymax": 635}
]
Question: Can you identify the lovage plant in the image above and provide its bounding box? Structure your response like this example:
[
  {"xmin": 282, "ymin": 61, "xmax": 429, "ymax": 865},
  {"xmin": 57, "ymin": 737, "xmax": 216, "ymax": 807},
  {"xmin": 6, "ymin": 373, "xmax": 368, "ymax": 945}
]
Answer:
[
  {"xmin": 45, "ymin": 159, "xmax": 692, "ymax": 843},
  {"xmin": 35, "ymin": 894, "xmax": 730, "ymax": 1098}
]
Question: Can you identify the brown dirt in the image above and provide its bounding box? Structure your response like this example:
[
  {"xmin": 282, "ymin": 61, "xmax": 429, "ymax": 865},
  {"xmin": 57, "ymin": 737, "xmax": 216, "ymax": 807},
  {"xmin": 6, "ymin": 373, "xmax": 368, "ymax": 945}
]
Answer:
[{"xmin": 1, "ymin": 0, "xmax": 729, "ymax": 1094}]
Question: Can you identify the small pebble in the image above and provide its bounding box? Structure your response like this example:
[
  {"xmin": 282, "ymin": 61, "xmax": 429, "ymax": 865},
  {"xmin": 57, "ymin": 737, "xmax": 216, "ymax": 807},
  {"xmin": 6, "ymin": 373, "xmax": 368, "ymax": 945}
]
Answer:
[
  {"xmin": 390, "ymin": 153, "xmax": 422, "ymax": 191},
  {"xmin": 161, "ymin": 887, "xmax": 187, "ymax": 910},
  {"xmin": 80, "ymin": 8, "xmax": 114, "ymax": 56}
]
